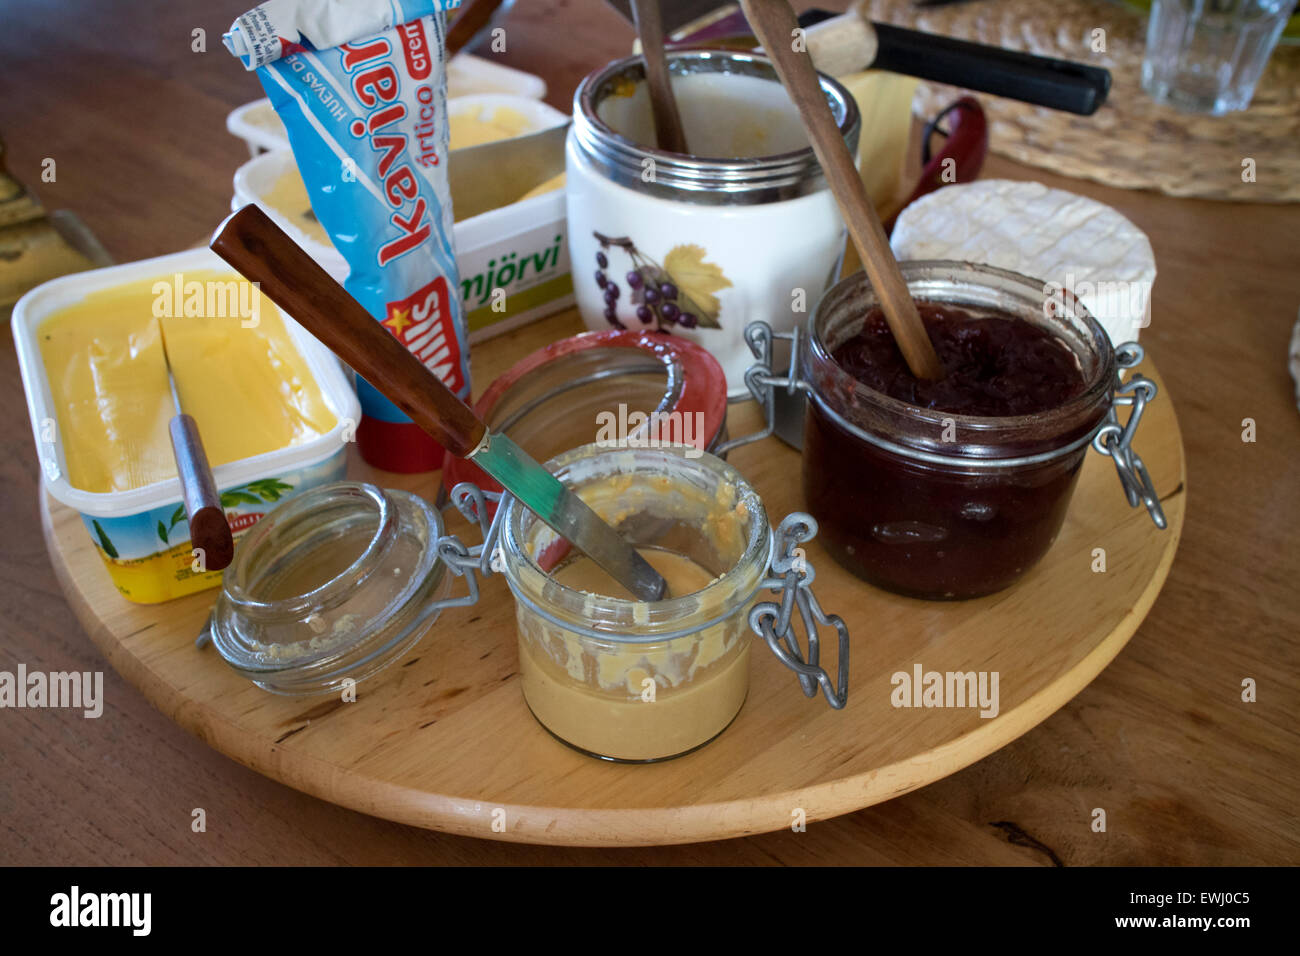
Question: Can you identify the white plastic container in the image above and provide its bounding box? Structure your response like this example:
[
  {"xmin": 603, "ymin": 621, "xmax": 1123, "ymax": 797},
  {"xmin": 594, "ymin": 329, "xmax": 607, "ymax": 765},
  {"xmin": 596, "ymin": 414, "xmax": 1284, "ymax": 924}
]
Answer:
[
  {"xmin": 453, "ymin": 177, "xmax": 574, "ymax": 343},
  {"xmin": 225, "ymin": 99, "xmax": 291, "ymax": 156},
  {"xmin": 12, "ymin": 249, "xmax": 361, "ymax": 604},
  {"xmin": 233, "ymin": 94, "xmax": 575, "ymax": 343},
  {"xmin": 446, "ymin": 51, "xmax": 546, "ymax": 101},
  {"xmin": 226, "ymin": 54, "xmax": 548, "ymax": 156}
]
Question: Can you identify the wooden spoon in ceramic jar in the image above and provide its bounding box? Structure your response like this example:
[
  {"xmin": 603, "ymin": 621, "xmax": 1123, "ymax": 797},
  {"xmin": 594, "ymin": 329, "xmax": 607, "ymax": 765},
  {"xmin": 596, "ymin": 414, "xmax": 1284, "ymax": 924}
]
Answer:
[{"xmin": 632, "ymin": 0, "xmax": 690, "ymax": 153}]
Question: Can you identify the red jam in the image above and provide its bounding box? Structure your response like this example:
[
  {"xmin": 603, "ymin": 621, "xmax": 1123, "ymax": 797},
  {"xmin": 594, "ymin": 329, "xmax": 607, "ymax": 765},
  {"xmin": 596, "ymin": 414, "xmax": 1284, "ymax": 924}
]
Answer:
[
  {"xmin": 830, "ymin": 304, "xmax": 1086, "ymax": 416},
  {"xmin": 803, "ymin": 300, "xmax": 1105, "ymax": 600}
]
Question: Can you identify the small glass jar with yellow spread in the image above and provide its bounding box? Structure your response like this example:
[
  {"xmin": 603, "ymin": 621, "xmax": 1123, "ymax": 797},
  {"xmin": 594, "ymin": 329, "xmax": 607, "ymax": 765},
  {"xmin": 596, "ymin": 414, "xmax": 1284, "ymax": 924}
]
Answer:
[{"xmin": 496, "ymin": 443, "xmax": 847, "ymax": 762}]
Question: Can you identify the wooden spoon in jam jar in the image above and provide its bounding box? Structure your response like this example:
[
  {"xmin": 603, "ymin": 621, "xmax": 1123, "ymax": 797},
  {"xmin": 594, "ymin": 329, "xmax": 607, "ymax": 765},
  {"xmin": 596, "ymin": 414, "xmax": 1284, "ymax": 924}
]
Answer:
[{"xmin": 741, "ymin": 0, "xmax": 945, "ymax": 381}]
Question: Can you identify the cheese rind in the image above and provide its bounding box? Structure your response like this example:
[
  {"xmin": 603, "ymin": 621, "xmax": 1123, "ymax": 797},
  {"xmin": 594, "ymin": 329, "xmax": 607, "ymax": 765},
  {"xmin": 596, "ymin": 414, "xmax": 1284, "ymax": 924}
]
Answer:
[{"xmin": 890, "ymin": 180, "xmax": 1156, "ymax": 346}]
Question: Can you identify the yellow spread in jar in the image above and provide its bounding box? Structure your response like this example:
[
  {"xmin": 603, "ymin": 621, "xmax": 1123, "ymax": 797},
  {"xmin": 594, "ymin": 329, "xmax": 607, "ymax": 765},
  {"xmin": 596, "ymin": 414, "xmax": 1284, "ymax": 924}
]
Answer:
[
  {"xmin": 518, "ymin": 548, "xmax": 751, "ymax": 762},
  {"xmin": 552, "ymin": 547, "xmax": 713, "ymax": 600},
  {"xmin": 38, "ymin": 271, "xmax": 337, "ymax": 494},
  {"xmin": 518, "ymin": 626, "xmax": 750, "ymax": 762},
  {"xmin": 512, "ymin": 463, "xmax": 760, "ymax": 762}
]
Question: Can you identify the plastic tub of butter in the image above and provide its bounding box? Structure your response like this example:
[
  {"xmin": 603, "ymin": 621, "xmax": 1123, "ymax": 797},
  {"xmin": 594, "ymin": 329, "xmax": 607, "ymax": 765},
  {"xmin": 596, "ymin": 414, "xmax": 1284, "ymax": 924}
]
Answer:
[
  {"xmin": 232, "ymin": 94, "xmax": 574, "ymax": 343},
  {"xmin": 226, "ymin": 53, "xmax": 549, "ymax": 155},
  {"xmin": 12, "ymin": 248, "xmax": 360, "ymax": 605}
]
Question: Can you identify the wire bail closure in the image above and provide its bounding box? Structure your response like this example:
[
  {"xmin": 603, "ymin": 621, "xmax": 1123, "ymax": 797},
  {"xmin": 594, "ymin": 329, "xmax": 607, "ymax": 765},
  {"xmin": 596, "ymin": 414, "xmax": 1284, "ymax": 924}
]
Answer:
[
  {"xmin": 436, "ymin": 482, "xmax": 510, "ymax": 603},
  {"xmin": 751, "ymin": 514, "xmax": 850, "ymax": 709},
  {"xmin": 715, "ymin": 322, "xmax": 806, "ymax": 454},
  {"xmin": 1091, "ymin": 343, "xmax": 1166, "ymax": 529}
]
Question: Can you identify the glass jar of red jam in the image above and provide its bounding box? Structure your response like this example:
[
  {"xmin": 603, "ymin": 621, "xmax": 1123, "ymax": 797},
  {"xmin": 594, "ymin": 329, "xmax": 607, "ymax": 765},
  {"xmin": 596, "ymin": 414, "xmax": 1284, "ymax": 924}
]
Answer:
[{"xmin": 800, "ymin": 262, "xmax": 1128, "ymax": 600}]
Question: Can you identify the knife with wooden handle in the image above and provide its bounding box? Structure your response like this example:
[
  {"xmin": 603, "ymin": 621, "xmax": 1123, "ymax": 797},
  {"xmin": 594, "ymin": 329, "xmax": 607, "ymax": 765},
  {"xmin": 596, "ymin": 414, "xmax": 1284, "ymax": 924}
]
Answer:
[
  {"xmin": 211, "ymin": 205, "xmax": 671, "ymax": 602},
  {"xmin": 158, "ymin": 321, "xmax": 235, "ymax": 572}
]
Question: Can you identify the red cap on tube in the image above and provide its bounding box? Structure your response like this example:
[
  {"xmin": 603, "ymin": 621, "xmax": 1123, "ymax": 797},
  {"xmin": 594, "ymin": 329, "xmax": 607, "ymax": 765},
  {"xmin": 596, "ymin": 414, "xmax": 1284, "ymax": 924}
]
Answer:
[{"xmin": 356, "ymin": 415, "xmax": 446, "ymax": 473}]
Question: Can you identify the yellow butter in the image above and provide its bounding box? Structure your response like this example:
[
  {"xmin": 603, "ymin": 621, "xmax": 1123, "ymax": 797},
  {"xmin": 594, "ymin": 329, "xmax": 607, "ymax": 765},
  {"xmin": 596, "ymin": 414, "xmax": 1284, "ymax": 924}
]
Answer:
[
  {"xmin": 448, "ymin": 105, "xmax": 534, "ymax": 148},
  {"xmin": 38, "ymin": 271, "xmax": 337, "ymax": 494},
  {"xmin": 519, "ymin": 171, "xmax": 566, "ymax": 202},
  {"xmin": 265, "ymin": 106, "xmax": 549, "ymax": 229}
]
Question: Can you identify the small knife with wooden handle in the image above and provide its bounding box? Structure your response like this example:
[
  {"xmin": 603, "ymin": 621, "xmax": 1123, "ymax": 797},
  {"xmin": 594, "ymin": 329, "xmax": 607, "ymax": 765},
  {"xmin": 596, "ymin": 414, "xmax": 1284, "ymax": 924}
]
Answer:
[{"xmin": 157, "ymin": 321, "xmax": 235, "ymax": 572}]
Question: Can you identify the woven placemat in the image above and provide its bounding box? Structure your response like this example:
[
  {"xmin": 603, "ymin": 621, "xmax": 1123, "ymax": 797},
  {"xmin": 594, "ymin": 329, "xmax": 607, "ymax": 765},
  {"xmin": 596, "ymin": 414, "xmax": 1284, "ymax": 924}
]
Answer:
[{"xmin": 861, "ymin": 0, "xmax": 1300, "ymax": 202}]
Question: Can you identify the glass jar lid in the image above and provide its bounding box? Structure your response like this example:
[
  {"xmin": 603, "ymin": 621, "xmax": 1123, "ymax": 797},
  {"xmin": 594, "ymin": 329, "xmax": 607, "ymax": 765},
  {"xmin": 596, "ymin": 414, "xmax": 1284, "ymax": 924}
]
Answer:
[{"xmin": 208, "ymin": 481, "xmax": 450, "ymax": 695}]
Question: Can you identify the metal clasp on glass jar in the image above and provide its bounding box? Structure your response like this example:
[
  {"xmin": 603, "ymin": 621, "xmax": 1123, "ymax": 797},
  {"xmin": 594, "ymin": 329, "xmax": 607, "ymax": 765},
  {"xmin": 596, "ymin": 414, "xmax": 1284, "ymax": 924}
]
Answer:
[
  {"xmin": 723, "ymin": 262, "xmax": 1167, "ymax": 600},
  {"xmin": 1094, "ymin": 342, "xmax": 1166, "ymax": 529}
]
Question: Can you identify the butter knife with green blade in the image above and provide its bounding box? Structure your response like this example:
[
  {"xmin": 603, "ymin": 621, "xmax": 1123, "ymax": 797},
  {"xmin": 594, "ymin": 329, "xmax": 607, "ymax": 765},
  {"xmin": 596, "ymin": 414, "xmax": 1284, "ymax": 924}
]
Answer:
[{"xmin": 472, "ymin": 430, "xmax": 669, "ymax": 601}]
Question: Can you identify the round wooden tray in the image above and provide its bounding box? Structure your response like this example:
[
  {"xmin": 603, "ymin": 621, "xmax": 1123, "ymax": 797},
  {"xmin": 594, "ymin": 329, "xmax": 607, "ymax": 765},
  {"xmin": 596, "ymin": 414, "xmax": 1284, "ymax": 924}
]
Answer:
[{"xmin": 41, "ymin": 347, "xmax": 1184, "ymax": 847}]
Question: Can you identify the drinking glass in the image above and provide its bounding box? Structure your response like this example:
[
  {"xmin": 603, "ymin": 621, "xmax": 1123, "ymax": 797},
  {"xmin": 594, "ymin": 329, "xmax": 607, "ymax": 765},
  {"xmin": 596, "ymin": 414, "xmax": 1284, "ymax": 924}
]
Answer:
[{"xmin": 1141, "ymin": 0, "xmax": 1296, "ymax": 114}]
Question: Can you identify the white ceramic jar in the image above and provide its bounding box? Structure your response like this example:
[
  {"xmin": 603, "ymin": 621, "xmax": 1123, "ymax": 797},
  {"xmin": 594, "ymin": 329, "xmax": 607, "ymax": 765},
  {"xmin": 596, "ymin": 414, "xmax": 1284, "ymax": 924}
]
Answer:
[{"xmin": 565, "ymin": 50, "xmax": 859, "ymax": 396}]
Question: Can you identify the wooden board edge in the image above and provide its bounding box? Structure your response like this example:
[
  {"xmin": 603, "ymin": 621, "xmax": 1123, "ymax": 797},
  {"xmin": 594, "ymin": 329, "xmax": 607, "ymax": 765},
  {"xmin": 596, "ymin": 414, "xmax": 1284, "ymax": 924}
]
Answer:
[{"xmin": 40, "ymin": 478, "xmax": 1185, "ymax": 846}]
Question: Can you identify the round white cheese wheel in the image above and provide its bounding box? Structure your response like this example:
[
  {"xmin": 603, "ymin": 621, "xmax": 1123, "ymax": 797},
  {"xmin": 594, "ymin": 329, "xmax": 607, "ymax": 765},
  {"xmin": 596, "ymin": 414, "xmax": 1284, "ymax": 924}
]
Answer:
[{"xmin": 890, "ymin": 180, "xmax": 1156, "ymax": 346}]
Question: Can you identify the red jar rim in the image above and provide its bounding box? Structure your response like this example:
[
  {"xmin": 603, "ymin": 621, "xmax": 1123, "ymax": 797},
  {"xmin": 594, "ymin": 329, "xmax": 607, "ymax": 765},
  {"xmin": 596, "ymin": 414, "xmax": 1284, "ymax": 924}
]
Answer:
[{"xmin": 442, "ymin": 329, "xmax": 728, "ymax": 497}]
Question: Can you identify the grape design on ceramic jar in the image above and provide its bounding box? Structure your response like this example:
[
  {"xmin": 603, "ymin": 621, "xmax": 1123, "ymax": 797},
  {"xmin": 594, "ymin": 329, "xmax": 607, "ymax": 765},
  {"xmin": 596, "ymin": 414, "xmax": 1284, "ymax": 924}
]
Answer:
[{"xmin": 592, "ymin": 232, "xmax": 732, "ymax": 333}]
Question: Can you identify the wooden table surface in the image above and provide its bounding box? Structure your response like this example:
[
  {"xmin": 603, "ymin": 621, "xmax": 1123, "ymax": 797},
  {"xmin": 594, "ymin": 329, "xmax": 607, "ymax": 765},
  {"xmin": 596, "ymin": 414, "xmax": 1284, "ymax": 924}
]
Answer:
[{"xmin": 1, "ymin": 0, "xmax": 1296, "ymax": 866}]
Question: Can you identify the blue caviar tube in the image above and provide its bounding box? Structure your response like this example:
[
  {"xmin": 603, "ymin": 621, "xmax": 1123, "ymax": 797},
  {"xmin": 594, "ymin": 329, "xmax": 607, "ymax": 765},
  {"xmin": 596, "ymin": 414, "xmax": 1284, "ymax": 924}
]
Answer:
[{"xmin": 225, "ymin": 0, "xmax": 469, "ymax": 472}]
